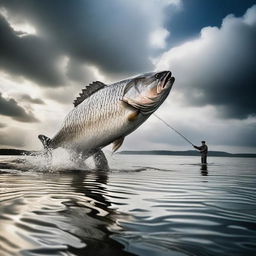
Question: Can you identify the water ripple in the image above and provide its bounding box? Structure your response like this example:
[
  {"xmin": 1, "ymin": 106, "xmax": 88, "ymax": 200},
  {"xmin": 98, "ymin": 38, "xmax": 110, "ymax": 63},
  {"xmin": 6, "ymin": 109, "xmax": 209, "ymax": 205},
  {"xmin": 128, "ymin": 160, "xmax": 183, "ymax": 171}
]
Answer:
[{"xmin": 0, "ymin": 155, "xmax": 256, "ymax": 256}]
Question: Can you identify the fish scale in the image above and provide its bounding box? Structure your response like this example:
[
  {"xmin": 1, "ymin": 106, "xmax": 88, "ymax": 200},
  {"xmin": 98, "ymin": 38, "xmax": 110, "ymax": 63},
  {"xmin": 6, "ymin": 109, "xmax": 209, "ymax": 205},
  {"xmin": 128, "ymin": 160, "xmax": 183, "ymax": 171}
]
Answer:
[{"xmin": 51, "ymin": 81, "xmax": 135, "ymax": 151}]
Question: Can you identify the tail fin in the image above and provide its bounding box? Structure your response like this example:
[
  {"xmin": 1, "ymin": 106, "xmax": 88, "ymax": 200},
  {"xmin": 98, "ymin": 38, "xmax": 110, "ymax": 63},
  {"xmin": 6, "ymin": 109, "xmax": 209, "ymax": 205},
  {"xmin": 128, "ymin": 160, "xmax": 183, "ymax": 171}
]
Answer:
[{"xmin": 38, "ymin": 134, "xmax": 52, "ymax": 149}]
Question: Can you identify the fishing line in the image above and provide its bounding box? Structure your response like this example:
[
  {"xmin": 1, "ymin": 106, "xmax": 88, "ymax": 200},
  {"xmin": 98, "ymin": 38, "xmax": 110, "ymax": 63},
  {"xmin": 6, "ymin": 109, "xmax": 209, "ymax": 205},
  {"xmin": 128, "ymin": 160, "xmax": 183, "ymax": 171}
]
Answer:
[{"xmin": 153, "ymin": 113, "xmax": 194, "ymax": 146}]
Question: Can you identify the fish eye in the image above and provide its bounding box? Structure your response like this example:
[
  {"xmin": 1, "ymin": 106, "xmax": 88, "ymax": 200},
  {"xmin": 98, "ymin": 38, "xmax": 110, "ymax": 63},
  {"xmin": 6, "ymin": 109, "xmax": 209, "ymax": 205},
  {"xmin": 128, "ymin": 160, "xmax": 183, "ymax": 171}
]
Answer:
[{"xmin": 155, "ymin": 73, "xmax": 161, "ymax": 79}]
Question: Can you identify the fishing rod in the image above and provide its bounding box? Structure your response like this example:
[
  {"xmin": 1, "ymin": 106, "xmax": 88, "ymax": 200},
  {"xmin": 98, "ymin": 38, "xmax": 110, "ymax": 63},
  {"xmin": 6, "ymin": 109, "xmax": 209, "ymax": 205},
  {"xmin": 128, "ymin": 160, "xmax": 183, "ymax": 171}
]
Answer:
[{"xmin": 153, "ymin": 113, "xmax": 194, "ymax": 146}]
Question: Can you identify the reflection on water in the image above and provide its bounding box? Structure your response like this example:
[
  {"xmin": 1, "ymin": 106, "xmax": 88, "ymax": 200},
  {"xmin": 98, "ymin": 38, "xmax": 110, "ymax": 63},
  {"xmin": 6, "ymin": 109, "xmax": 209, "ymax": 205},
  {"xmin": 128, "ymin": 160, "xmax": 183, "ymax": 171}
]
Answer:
[
  {"xmin": 0, "ymin": 155, "xmax": 256, "ymax": 256},
  {"xmin": 0, "ymin": 166, "xmax": 134, "ymax": 255},
  {"xmin": 200, "ymin": 164, "xmax": 208, "ymax": 176}
]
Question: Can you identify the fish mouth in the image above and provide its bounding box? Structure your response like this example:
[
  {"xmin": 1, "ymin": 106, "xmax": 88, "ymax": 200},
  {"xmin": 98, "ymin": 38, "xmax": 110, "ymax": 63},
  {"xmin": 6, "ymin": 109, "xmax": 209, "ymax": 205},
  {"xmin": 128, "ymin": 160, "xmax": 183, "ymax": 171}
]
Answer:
[{"xmin": 157, "ymin": 71, "xmax": 175, "ymax": 93}]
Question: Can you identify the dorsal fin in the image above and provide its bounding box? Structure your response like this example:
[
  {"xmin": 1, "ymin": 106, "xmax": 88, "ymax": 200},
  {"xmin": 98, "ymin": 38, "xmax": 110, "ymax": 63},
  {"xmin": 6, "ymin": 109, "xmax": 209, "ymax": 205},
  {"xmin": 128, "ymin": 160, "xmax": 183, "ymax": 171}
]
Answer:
[{"xmin": 73, "ymin": 81, "xmax": 107, "ymax": 107}]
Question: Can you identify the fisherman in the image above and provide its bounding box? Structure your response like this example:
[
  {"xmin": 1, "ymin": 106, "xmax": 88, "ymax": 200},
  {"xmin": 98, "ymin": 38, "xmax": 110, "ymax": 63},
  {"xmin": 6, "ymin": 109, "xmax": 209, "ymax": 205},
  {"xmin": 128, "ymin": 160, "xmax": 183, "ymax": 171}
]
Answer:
[{"xmin": 193, "ymin": 141, "xmax": 208, "ymax": 164}]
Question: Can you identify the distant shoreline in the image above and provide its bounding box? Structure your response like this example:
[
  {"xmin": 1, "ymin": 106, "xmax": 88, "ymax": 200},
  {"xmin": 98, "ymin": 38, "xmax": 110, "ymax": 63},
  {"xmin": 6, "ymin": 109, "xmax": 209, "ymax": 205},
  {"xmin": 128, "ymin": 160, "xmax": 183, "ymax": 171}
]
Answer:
[
  {"xmin": 0, "ymin": 149, "xmax": 35, "ymax": 156},
  {"xmin": 119, "ymin": 150, "xmax": 256, "ymax": 158},
  {"xmin": 0, "ymin": 148, "xmax": 255, "ymax": 158}
]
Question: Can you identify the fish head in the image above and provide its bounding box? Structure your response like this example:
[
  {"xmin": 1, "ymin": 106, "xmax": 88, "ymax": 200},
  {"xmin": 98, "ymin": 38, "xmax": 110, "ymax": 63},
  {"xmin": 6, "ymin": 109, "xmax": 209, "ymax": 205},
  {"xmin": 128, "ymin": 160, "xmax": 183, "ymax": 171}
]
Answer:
[{"xmin": 123, "ymin": 71, "xmax": 175, "ymax": 115}]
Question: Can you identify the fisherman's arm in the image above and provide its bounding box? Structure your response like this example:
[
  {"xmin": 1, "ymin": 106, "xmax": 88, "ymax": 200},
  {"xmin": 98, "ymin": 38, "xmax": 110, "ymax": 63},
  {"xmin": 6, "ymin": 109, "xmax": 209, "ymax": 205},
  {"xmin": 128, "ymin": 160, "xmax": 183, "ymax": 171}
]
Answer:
[
  {"xmin": 193, "ymin": 145, "xmax": 201, "ymax": 150},
  {"xmin": 200, "ymin": 145, "xmax": 208, "ymax": 154}
]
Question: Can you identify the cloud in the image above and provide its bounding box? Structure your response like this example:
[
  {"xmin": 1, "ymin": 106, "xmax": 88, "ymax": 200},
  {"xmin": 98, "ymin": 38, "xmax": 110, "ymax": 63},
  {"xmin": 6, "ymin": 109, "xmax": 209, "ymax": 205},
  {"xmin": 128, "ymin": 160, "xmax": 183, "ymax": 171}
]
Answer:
[
  {"xmin": 0, "ymin": 122, "xmax": 6, "ymax": 128},
  {"xmin": 65, "ymin": 59, "xmax": 100, "ymax": 84},
  {"xmin": 45, "ymin": 85, "xmax": 80, "ymax": 105},
  {"xmin": 0, "ymin": 0, "xmax": 180, "ymax": 85},
  {"xmin": 164, "ymin": 0, "xmax": 256, "ymax": 48},
  {"xmin": 155, "ymin": 5, "xmax": 256, "ymax": 119},
  {"xmin": 0, "ymin": 92, "xmax": 39, "ymax": 122},
  {"xmin": 0, "ymin": 13, "xmax": 65, "ymax": 87},
  {"xmin": 18, "ymin": 94, "xmax": 45, "ymax": 104},
  {"xmin": 0, "ymin": 0, "xmax": 255, "ymax": 153},
  {"xmin": 0, "ymin": 129, "xmax": 26, "ymax": 147},
  {"xmin": 149, "ymin": 28, "xmax": 170, "ymax": 49}
]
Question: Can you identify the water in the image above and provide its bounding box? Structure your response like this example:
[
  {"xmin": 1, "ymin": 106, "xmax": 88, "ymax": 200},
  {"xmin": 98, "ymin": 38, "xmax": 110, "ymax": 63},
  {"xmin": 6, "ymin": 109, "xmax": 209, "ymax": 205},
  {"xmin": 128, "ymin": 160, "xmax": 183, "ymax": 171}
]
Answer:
[{"xmin": 0, "ymin": 154, "xmax": 256, "ymax": 256}]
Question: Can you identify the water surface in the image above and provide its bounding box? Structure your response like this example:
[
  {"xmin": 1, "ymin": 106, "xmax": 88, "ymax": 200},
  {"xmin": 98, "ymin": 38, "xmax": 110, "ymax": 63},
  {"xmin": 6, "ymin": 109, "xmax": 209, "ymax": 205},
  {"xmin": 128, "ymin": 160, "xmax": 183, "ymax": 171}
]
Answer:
[{"xmin": 0, "ymin": 154, "xmax": 256, "ymax": 256}]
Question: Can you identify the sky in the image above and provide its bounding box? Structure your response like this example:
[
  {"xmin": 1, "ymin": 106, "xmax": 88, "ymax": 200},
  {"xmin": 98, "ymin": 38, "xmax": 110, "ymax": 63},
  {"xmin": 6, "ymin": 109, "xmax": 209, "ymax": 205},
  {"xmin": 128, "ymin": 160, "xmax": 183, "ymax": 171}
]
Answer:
[{"xmin": 0, "ymin": 0, "xmax": 255, "ymax": 153}]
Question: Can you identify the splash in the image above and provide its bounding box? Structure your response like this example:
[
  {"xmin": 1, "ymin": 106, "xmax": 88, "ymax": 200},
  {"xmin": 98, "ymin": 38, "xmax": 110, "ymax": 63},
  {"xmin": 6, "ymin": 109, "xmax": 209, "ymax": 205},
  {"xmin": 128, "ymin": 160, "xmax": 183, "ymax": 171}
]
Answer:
[{"xmin": 0, "ymin": 148, "xmax": 92, "ymax": 172}]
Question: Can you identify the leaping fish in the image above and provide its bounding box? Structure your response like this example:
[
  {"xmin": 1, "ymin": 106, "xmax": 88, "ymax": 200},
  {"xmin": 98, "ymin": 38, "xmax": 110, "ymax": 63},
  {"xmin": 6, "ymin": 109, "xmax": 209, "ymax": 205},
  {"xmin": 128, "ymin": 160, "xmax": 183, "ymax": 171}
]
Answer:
[{"xmin": 38, "ymin": 71, "xmax": 175, "ymax": 169}]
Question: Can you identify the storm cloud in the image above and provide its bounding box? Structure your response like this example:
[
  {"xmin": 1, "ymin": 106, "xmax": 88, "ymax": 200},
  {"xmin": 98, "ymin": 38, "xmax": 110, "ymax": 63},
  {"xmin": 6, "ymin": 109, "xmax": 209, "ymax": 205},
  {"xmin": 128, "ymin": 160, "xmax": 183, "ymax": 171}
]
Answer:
[
  {"xmin": 156, "ymin": 5, "xmax": 256, "ymax": 119},
  {"xmin": 0, "ymin": 93, "xmax": 38, "ymax": 122},
  {"xmin": 0, "ymin": 14, "xmax": 65, "ymax": 87},
  {"xmin": 0, "ymin": 1, "xmax": 255, "ymax": 152},
  {"xmin": 0, "ymin": 0, "xmax": 177, "ymax": 85},
  {"xmin": 164, "ymin": 0, "xmax": 256, "ymax": 47},
  {"xmin": 18, "ymin": 94, "xmax": 45, "ymax": 104}
]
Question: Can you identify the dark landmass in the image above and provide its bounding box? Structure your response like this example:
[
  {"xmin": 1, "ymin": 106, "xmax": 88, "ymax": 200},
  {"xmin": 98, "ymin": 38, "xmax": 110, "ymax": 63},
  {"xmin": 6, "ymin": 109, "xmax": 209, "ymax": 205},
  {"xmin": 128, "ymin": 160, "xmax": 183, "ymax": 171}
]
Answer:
[
  {"xmin": 0, "ymin": 148, "xmax": 255, "ymax": 158},
  {"xmin": 119, "ymin": 150, "xmax": 256, "ymax": 158},
  {"xmin": 0, "ymin": 148, "xmax": 35, "ymax": 155}
]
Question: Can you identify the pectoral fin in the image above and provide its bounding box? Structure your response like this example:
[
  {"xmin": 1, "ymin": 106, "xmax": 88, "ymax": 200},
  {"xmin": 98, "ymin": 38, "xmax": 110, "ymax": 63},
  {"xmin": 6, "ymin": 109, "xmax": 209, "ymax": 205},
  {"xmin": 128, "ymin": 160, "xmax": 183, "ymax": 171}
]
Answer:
[
  {"xmin": 120, "ymin": 100, "xmax": 140, "ymax": 121},
  {"xmin": 112, "ymin": 137, "xmax": 125, "ymax": 152},
  {"xmin": 128, "ymin": 110, "xmax": 140, "ymax": 121}
]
